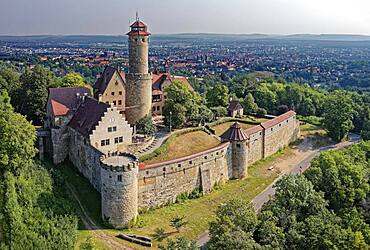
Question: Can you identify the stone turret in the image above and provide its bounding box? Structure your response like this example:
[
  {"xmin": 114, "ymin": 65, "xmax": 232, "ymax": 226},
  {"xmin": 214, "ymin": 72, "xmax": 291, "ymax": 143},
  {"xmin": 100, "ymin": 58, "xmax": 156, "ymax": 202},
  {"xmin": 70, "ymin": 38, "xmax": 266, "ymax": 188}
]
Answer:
[
  {"xmin": 100, "ymin": 153, "xmax": 139, "ymax": 228},
  {"xmin": 220, "ymin": 122, "xmax": 249, "ymax": 179},
  {"xmin": 125, "ymin": 14, "xmax": 152, "ymax": 125}
]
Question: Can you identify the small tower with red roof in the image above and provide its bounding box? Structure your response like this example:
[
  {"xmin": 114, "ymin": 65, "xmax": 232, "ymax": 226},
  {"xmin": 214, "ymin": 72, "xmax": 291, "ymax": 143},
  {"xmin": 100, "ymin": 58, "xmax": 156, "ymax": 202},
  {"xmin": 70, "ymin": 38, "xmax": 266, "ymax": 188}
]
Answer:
[
  {"xmin": 220, "ymin": 122, "xmax": 249, "ymax": 179},
  {"xmin": 125, "ymin": 13, "xmax": 152, "ymax": 125}
]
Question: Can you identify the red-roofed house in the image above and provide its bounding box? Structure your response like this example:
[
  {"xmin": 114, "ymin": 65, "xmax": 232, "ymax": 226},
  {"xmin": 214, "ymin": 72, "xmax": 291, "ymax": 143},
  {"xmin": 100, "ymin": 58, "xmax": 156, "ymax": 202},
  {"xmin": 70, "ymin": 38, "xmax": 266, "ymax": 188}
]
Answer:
[{"xmin": 46, "ymin": 86, "xmax": 91, "ymax": 128}]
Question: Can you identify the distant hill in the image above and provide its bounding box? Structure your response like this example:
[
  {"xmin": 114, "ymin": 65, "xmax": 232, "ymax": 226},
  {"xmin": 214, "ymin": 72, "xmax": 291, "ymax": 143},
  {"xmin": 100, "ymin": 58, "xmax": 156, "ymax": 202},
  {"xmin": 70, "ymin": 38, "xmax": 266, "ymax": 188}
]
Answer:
[{"xmin": 0, "ymin": 33, "xmax": 370, "ymax": 45}]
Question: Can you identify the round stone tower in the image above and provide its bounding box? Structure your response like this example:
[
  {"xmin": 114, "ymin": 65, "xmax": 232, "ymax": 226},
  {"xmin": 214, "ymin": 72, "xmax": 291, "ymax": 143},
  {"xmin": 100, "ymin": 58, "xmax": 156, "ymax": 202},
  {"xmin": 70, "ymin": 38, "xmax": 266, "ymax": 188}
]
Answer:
[
  {"xmin": 100, "ymin": 153, "xmax": 139, "ymax": 228},
  {"xmin": 125, "ymin": 15, "xmax": 152, "ymax": 125},
  {"xmin": 220, "ymin": 122, "xmax": 249, "ymax": 179}
]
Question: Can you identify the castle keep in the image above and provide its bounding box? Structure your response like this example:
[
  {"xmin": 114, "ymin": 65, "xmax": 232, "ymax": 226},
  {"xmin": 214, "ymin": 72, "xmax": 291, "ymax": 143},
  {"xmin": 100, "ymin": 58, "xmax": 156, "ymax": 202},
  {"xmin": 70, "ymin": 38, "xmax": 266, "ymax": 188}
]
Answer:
[{"xmin": 44, "ymin": 17, "xmax": 300, "ymax": 228}]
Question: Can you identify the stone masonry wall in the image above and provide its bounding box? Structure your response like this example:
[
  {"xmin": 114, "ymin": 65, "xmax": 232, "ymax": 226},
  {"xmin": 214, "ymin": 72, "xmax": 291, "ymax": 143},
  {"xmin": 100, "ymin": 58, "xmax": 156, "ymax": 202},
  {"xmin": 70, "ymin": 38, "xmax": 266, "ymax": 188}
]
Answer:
[
  {"xmin": 51, "ymin": 127, "xmax": 70, "ymax": 165},
  {"xmin": 263, "ymin": 115, "xmax": 300, "ymax": 158},
  {"xmin": 68, "ymin": 128, "xmax": 103, "ymax": 191},
  {"xmin": 100, "ymin": 160, "xmax": 138, "ymax": 228},
  {"xmin": 247, "ymin": 129, "xmax": 264, "ymax": 165},
  {"xmin": 137, "ymin": 143, "xmax": 231, "ymax": 209},
  {"xmin": 136, "ymin": 113, "xmax": 299, "ymax": 210}
]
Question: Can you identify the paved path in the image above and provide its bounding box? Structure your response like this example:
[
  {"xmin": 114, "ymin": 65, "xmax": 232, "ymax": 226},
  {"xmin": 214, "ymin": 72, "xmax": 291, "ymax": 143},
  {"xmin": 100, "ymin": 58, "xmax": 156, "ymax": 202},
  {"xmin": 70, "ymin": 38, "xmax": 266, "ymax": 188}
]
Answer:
[
  {"xmin": 137, "ymin": 130, "xmax": 169, "ymax": 157},
  {"xmin": 196, "ymin": 134, "xmax": 361, "ymax": 248}
]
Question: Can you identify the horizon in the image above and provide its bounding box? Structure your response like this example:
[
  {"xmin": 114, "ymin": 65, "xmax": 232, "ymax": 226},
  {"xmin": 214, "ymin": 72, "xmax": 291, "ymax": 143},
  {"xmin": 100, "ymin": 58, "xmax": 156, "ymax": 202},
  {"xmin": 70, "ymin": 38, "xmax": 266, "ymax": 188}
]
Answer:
[
  {"xmin": 1, "ymin": 0, "xmax": 370, "ymax": 36},
  {"xmin": 1, "ymin": 33, "xmax": 370, "ymax": 37}
]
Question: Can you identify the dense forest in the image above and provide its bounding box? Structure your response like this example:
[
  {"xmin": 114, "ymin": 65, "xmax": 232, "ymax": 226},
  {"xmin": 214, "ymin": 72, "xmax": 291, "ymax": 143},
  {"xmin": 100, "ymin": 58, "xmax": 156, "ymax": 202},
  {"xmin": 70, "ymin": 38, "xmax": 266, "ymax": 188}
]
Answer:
[
  {"xmin": 207, "ymin": 141, "xmax": 370, "ymax": 249},
  {"xmin": 0, "ymin": 90, "xmax": 79, "ymax": 249}
]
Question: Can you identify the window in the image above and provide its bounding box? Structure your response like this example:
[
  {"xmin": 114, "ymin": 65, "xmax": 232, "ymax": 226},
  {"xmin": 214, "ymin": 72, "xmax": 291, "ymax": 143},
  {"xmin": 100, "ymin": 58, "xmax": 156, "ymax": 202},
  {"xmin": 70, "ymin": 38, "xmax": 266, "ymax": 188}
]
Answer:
[
  {"xmin": 119, "ymin": 137, "xmax": 123, "ymax": 143},
  {"xmin": 152, "ymin": 107, "xmax": 156, "ymax": 112},
  {"xmin": 189, "ymin": 161, "xmax": 192, "ymax": 164},
  {"xmin": 119, "ymin": 91, "xmax": 122, "ymax": 95},
  {"xmin": 236, "ymin": 144, "xmax": 241, "ymax": 148},
  {"xmin": 118, "ymin": 100, "xmax": 122, "ymax": 105},
  {"xmin": 178, "ymin": 164, "xmax": 181, "ymax": 168},
  {"xmin": 105, "ymin": 139, "xmax": 110, "ymax": 146},
  {"xmin": 115, "ymin": 137, "xmax": 119, "ymax": 144},
  {"xmin": 101, "ymin": 140, "xmax": 106, "ymax": 146},
  {"xmin": 111, "ymin": 92, "xmax": 115, "ymax": 96},
  {"xmin": 157, "ymin": 106, "xmax": 161, "ymax": 111},
  {"xmin": 113, "ymin": 100, "xmax": 117, "ymax": 106},
  {"xmin": 117, "ymin": 175, "xmax": 122, "ymax": 182},
  {"xmin": 108, "ymin": 127, "xmax": 112, "ymax": 132},
  {"xmin": 113, "ymin": 126, "xmax": 117, "ymax": 132}
]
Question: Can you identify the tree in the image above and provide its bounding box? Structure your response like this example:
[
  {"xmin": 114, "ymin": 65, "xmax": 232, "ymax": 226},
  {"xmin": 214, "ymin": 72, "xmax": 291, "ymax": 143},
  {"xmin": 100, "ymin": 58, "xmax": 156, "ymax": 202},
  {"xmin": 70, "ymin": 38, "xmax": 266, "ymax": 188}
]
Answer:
[
  {"xmin": 208, "ymin": 199, "xmax": 260, "ymax": 250},
  {"xmin": 60, "ymin": 72, "xmax": 85, "ymax": 87},
  {"xmin": 152, "ymin": 227, "xmax": 167, "ymax": 242},
  {"xmin": 163, "ymin": 101, "xmax": 187, "ymax": 128},
  {"xmin": 210, "ymin": 106, "xmax": 227, "ymax": 118},
  {"xmin": 159, "ymin": 236, "xmax": 197, "ymax": 250},
  {"xmin": 163, "ymin": 81, "xmax": 203, "ymax": 128},
  {"xmin": 0, "ymin": 90, "xmax": 37, "ymax": 175},
  {"xmin": 361, "ymin": 112, "xmax": 370, "ymax": 140},
  {"xmin": 170, "ymin": 215, "xmax": 188, "ymax": 232},
  {"xmin": 136, "ymin": 115, "xmax": 157, "ymax": 136},
  {"xmin": 242, "ymin": 93, "xmax": 258, "ymax": 114},
  {"xmin": 0, "ymin": 67, "xmax": 21, "ymax": 99},
  {"xmin": 254, "ymin": 83, "xmax": 277, "ymax": 113},
  {"xmin": 206, "ymin": 84, "xmax": 229, "ymax": 108},
  {"xmin": 17, "ymin": 65, "xmax": 57, "ymax": 124},
  {"xmin": 79, "ymin": 237, "xmax": 95, "ymax": 250},
  {"xmin": 277, "ymin": 105, "xmax": 290, "ymax": 115},
  {"xmin": 305, "ymin": 149, "xmax": 369, "ymax": 213},
  {"xmin": 322, "ymin": 91, "xmax": 355, "ymax": 142}
]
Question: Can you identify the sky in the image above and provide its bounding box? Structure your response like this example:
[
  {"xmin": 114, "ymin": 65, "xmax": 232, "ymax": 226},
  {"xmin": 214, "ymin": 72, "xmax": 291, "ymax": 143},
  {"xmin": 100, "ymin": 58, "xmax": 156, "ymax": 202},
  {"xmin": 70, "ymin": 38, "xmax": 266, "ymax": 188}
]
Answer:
[{"xmin": 0, "ymin": 0, "xmax": 370, "ymax": 35}]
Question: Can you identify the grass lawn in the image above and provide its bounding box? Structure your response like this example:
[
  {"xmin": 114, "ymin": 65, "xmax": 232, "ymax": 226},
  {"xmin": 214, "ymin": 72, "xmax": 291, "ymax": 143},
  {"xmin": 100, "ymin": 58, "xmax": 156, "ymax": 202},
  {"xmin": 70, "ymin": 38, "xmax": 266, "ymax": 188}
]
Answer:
[
  {"xmin": 212, "ymin": 122, "xmax": 255, "ymax": 136},
  {"xmin": 143, "ymin": 130, "xmax": 220, "ymax": 164}
]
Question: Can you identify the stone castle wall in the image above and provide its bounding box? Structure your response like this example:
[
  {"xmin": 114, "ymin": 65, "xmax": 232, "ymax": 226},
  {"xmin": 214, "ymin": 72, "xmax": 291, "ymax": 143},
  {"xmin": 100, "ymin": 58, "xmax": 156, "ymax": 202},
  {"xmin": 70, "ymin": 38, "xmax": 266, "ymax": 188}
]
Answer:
[
  {"xmin": 51, "ymin": 127, "xmax": 70, "ymax": 165},
  {"xmin": 137, "ymin": 143, "xmax": 231, "ymax": 209},
  {"xmin": 63, "ymin": 112, "xmax": 299, "ymax": 228},
  {"xmin": 246, "ymin": 127, "xmax": 264, "ymax": 165},
  {"xmin": 125, "ymin": 73, "xmax": 153, "ymax": 125},
  {"xmin": 100, "ymin": 155, "xmax": 139, "ymax": 228},
  {"xmin": 68, "ymin": 128, "xmax": 103, "ymax": 191},
  {"xmin": 263, "ymin": 115, "xmax": 300, "ymax": 158},
  {"xmin": 135, "ymin": 113, "xmax": 300, "ymax": 210}
]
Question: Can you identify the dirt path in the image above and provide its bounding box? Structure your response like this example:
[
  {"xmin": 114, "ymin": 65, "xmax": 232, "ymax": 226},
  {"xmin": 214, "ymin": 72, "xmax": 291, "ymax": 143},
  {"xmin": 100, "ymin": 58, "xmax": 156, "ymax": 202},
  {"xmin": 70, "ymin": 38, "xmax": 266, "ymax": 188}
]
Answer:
[{"xmin": 66, "ymin": 183, "xmax": 132, "ymax": 250}]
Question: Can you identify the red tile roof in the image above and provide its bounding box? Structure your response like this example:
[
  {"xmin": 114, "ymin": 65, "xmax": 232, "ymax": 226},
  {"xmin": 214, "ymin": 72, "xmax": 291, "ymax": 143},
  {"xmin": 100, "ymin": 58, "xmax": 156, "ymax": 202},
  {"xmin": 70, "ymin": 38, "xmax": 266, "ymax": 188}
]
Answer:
[
  {"xmin": 48, "ymin": 86, "xmax": 91, "ymax": 116},
  {"xmin": 127, "ymin": 30, "xmax": 151, "ymax": 36},
  {"xmin": 51, "ymin": 100, "xmax": 69, "ymax": 116},
  {"xmin": 244, "ymin": 125, "xmax": 263, "ymax": 136},
  {"xmin": 261, "ymin": 111, "xmax": 296, "ymax": 129},
  {"xmin": 130, "ymin": 21, "xmax": 146, "ymax": 28}
]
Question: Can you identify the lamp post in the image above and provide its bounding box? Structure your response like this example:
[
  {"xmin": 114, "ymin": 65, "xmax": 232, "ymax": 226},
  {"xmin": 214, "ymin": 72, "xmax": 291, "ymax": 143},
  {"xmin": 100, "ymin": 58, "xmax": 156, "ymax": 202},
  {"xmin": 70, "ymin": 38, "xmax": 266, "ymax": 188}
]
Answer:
[{"xmin": 169, "ymin": 111, "xmax": 172, "ymax": 133}]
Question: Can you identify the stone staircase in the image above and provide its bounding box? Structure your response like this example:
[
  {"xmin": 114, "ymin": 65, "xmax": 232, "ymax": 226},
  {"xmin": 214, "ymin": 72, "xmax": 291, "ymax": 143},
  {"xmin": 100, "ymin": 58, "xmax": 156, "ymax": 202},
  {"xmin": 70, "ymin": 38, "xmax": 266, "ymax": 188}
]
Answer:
[{"xmin": 136, "ymin": 137, "xmax": 159, "ymax": 156}]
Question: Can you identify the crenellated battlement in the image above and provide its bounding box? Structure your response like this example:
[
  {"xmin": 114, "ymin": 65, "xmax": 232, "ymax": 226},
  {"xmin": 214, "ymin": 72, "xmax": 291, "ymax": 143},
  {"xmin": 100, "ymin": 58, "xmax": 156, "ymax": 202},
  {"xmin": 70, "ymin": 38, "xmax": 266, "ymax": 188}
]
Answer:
[{"xmin": 100, "ymin": 153, "xmax": 139, "ymax": 172}]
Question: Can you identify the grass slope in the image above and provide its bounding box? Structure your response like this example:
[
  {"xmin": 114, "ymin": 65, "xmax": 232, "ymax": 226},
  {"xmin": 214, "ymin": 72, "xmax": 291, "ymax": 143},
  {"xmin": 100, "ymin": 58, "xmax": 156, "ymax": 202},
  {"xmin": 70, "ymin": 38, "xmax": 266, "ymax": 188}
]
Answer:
[{"xmin": 143, "ymin": 130, "xmax": 220, "ymax": 164}]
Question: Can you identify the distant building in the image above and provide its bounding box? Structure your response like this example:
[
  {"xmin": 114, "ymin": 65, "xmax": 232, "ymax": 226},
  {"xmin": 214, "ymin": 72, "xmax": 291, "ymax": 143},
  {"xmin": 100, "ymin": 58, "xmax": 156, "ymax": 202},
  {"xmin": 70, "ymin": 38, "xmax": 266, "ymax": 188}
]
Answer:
[
  {"xmin": 151, "ymin": 72, "xmax": 192, "ymax": 116},
  {"xmin": 228, "ymin": 100, "xmax": 244, "ymax": 117}
]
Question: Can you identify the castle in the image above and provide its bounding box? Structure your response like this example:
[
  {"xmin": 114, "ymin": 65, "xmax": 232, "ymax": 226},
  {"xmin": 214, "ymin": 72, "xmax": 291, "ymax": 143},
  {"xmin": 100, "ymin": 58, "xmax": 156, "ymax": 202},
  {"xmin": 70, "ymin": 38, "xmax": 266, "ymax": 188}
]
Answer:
[{"xmin": 43, "ymin": 17, "xmax": 300, "ymax": 228}]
